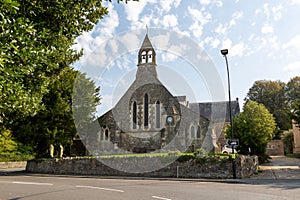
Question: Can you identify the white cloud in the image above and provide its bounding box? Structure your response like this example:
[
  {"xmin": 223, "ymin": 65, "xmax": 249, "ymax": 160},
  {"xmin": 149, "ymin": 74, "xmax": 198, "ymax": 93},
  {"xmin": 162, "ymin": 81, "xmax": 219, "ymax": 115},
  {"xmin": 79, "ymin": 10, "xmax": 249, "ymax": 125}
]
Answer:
[
  {"xmin": 124, "ymin": 1, "xmax": 148, "ymax": 22},
  {"xmin": 283, "ymin": 61, "xmax": 300, "ymax": 74},
  {"xmin": 216, "ymin": 1, "xmax": 223, "ymax": 7},
  {"xmin": 162, "ymin": 14, "xmax": 178, "ymax": 27},
  {"xmin": 221, "ymin": 39, "xmax": 246, "ymax": 57},
  {"xmin": 188, "ymin": 6, "xmax": 211, "ymax": 25},
  {"xmin": 118, "ymin": 33, "xmax": 140, "ymax": 52},
  {"xmin": 174, "ymin": 0, "xmax": 182, "ymax": 8},
  {"xmin": 222, "ymin": 39, "xmax": 232, "ymax": 49},
  {"xmin": 231, "ymin": 43, "xmax": 246, "ymax": 57},
  {"xmin": 152, "ymin": 33, "xmax": 170, "ymax": 50},
  {"xmin": 261, "ymin": 24, "xmax": 274, "ymax": 34},
  {"xmin": 200, "ymin": 0, "xmax": 212, "ymax": 5},
  {"xmin": 272, "ymin": 5, "xmax": 283, "ymax": 21},
  {"xmin": 188, "ymin": 6, "xmax": 211, "ymax": 38},
  {"xmin": 204, "ymin": 37, "xmax": 220, "ymax": 48},
  {"xmin": 190, "ymin": 22, "xmax": 203, "ymax": 38},
  {"xmin": 229, "ymin": 11, "xmax": 244, "ymax": 26},
  {"xmin": 215, "ymin": 24, "xmax": 227, "ymax": 35},
  {"xmin": 100, "ymin": 4, "xmax": 119, "ymax": 38},
  {"xmin": 161, "ymin": 52, "xmax": 178, "ymax": 62},
  {"xmin": 287, "ymin": 0, "xmax": 300, "ymax": 5},
  {"xmin": 159, "ymin": 0, "xmax": 173, "ymax": 12},
  {"xmin": 283, "ymin": 35, "xmax": 300, "ymax": 49}
]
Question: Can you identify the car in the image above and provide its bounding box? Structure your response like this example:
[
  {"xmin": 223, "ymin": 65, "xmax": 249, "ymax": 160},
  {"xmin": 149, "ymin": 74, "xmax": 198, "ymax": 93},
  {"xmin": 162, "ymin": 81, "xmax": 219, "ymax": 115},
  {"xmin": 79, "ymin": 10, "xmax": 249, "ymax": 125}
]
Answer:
[{"xmin": 221, "ymin": 145, "xmax": 237, "ymax": 154}]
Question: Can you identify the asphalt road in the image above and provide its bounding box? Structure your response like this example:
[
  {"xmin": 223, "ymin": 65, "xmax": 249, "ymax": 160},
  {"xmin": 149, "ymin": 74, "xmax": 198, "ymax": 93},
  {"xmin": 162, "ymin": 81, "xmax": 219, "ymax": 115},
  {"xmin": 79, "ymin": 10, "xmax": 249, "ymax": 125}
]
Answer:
[{"xmin": 1, "ymin": 173, "xmax": 300, "ymax": 200}]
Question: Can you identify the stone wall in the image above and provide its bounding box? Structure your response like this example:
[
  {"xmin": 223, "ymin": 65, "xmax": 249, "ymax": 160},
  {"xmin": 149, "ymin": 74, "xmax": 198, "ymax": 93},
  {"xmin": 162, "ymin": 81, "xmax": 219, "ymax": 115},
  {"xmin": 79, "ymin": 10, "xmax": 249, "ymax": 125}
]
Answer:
[
  {"xmin": 266, "ymin": 140, "xmax": 284, "ymax": 156},
  {"xmin": 0, "ymin": 161, "xmax": 27, "ymax": 169},
  {"xmin": 26, "ymin": 155, "xmax": 258, "ymax": 179}
]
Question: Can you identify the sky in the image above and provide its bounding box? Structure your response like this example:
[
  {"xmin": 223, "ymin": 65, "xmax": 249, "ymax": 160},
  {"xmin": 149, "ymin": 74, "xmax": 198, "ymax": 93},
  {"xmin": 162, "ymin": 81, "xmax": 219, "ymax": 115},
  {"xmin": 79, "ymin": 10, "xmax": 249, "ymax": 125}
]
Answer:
[{"xmin": 72, "ymin": 0, "xmax": 300, "ymax": 116}]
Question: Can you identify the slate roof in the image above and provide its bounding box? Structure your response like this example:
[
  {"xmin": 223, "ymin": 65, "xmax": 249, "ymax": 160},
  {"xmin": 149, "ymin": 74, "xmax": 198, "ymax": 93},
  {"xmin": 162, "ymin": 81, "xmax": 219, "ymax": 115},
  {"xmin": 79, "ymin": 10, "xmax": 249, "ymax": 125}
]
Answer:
[{"xmin": 189, "ymin": 99, "xmax": 240, "ymax": 123}]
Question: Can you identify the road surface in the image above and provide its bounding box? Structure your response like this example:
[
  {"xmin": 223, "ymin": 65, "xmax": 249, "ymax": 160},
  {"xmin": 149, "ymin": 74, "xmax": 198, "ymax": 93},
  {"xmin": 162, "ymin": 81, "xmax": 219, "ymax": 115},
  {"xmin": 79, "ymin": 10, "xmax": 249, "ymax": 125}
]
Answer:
[{"xmin": 1, "ymin": 173, "xmax": 300, "ymax": 200}]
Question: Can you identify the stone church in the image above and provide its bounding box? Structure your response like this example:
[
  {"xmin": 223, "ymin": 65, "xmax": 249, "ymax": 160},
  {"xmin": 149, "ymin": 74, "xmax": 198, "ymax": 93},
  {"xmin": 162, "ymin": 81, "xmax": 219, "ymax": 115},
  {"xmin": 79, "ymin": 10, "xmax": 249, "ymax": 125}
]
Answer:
[{"xmin": 83, "ymin": 34, "xmax": 240, "ymax": 155}]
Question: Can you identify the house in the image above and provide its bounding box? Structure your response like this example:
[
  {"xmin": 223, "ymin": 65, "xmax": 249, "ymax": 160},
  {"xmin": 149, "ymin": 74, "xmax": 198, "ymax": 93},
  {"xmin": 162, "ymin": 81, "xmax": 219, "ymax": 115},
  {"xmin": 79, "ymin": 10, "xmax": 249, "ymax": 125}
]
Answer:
[{"xmin": 78, "ymin": 34, "xmax": 240, "ymax": 156}]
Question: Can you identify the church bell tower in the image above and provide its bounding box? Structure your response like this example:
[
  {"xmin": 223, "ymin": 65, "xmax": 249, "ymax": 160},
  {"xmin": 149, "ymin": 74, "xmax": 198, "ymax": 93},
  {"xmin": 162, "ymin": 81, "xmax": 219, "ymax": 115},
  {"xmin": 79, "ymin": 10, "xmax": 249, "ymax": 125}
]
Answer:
[{"xmin": 136, "ymin": 34, "xmax": 158, "ymax": 79}]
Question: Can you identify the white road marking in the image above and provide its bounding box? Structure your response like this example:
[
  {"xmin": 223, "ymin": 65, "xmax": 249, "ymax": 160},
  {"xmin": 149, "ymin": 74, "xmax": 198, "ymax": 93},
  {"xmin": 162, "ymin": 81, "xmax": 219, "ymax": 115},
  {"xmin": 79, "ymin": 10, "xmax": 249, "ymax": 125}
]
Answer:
[
  {"xmin": 152, "ymin": 195, "xmax": 172, "ymax": 200},
  {"xmin": 76, "ymin": 185, "xmax": 124, "ymax": 193},
  {"xmin": 12, "ymin": 181, "xmax": 53, "ymax": 186}
]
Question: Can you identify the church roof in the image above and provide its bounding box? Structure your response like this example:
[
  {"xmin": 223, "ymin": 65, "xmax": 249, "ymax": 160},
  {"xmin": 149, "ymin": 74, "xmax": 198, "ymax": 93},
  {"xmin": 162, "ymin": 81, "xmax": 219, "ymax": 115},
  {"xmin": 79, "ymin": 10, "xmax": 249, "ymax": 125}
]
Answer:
[
  {"xmin": 140, "ymin": 34, "xmax": 154, "ymax": 50},
  {"xmin": 189, "ymin": 99, "xmax": 240, "ymax": 123}
]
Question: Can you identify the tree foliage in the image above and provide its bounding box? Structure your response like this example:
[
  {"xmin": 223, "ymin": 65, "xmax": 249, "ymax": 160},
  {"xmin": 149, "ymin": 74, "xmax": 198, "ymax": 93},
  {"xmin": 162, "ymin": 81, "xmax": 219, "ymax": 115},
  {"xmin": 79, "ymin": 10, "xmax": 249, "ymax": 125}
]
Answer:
[
  {"xmin": 226, "ymin": 101, "xmax": 276, "ymax": 156},
  {"xmin": 245, "ymin": 80, "xmax": 291, "ymax": 134},
  {"xmin": 12, "ymin": 69, "xmax": 100, "ymax": 157},
  {"xmin": 281, "ymin": 130, "xmax": 294, "ymax": 154},
  {"xmin": 286, "ymin": 76, "xmax": 300, "ymax": 125},
  {"xmin": 0, "ymin": 0, "xmax": 107, "ymax": 130}
]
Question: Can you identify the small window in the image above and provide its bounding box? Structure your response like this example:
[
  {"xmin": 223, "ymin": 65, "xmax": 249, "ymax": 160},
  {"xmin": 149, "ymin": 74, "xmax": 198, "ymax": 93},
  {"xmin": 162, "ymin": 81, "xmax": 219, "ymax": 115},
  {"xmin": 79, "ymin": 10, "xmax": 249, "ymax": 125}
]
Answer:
[
  {"xmin": 156, "ymin": 101, "xmax": 160, "ymax": 128},
  {"xmin": 144, "ymin": 94, "xmax": 149, "ymax": 128},
  {"xmin": 191, "ymin": 126, "xmax": 195, "ymax": 138},
  {"xmin": 133, "ymin": 101, "xmax": 137, "ymax": 129},
  {"xmin": 196, "ymin": 126, "xmax": 201, "ymax": 138},
  {"xmin": 105, "ymin": 129, "xmax": 109, "ymax": 140}
]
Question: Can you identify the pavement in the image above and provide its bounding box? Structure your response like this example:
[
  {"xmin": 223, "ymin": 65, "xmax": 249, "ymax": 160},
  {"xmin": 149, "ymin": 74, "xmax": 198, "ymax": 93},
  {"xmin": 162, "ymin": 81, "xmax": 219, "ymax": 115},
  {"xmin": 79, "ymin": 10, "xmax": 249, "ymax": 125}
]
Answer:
[{"xmin": 249, "ymin": 156, "xmax": 300, "ymax": 180}]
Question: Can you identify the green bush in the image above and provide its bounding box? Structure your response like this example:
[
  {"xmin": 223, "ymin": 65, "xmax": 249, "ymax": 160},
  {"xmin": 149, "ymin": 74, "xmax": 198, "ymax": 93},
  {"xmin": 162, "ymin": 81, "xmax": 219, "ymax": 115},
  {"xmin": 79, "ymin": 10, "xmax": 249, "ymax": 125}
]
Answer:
[{"xmin": 177, "ymin": 153, "xmax": 195, "ymax": 162}]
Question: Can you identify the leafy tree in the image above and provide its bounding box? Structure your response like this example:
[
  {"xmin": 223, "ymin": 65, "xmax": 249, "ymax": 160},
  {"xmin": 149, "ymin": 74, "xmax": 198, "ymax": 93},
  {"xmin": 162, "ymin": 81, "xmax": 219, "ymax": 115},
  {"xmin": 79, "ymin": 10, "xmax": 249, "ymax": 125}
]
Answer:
[
  {"xmin": 12, "ymin": 69, "xmax": 100, "ymax": 157},
  {"xmin": 286, "ymin": 76, "xmax": 300, "ymax": 125},
  {"xmin": 0, "ymin": 0, "xmax": 107, "ymax": 131},
  {"xmin": 281, "ymin": 130, "xmax": 294, "ymax": 154},
  {"xmin": 0, "ymin": 129, "xmax": 18, "ymax": 154},
  {"xmin": 226, "ymin": 101, "xmax": 276, "ymax": 157},
  {"xmin": 245, "ymin": 80, "xmax": 291, "ymax": 135}
]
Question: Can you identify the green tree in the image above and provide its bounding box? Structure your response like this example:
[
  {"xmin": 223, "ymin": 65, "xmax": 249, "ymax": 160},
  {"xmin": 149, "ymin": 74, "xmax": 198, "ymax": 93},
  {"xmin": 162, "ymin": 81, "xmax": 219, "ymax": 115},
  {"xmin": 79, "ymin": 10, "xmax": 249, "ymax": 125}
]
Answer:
[
  {"xmin": 0, "ymin": 0, "xmax": 107, "ymax": 130},
  {"xmin": 245, "ymin": 80, "xmax": 291, "ymax": 136},
  {"xmin": 226, "ymin": 101, "xmax": 276, "ymax": 157},
  {"xmin": 281, "ymin": 130, "xmax": 294, "ymax": 154},
  {"xmin": 286, "ymin": 76, "xmax": 300, "ymax": 125},
  {"xmin": 12, "ymin": 69, "xmax": 100, "ymax": 157}
]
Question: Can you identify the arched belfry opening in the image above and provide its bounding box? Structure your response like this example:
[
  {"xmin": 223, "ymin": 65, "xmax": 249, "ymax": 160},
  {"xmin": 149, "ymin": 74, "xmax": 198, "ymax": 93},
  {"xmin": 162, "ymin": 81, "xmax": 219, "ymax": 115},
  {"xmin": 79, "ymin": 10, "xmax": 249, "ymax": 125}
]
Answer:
[{"xmin": 138, "ymin": 34, "xmax": 156, "ymax": 65}]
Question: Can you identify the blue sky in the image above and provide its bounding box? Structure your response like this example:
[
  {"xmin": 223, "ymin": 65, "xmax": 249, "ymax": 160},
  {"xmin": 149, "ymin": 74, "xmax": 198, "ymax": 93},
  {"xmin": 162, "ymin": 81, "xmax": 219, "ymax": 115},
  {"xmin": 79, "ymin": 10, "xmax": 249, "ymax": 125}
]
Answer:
[{"xmin": 73, "ymin": 0, "xmax": 300, "ymax": 116}]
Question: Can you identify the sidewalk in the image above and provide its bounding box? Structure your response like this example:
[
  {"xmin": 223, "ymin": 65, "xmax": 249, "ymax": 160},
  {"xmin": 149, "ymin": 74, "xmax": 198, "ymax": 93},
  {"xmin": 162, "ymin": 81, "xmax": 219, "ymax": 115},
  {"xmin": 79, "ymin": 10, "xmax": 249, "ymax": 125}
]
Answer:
[{"xmin": 249, "ymin": 156, "xmax": 300, "ymax": 180}]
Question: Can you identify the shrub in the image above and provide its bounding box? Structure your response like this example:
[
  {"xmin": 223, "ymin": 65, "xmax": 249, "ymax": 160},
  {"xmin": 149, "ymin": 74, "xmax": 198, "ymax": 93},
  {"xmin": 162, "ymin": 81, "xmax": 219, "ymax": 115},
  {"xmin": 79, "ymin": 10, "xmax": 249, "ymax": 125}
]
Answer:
[{"xmin": 177, "ymin": 153, "xmax": 195, "ymax": 162}]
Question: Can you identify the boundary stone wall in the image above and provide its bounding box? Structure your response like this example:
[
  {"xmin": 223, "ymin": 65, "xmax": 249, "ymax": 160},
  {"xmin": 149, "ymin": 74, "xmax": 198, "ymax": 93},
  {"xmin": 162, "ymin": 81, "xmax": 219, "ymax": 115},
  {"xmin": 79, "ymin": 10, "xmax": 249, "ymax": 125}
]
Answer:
[
  {"xmin": 0, "ymin": 162, "xmax": 27, "ymax": 169},
  {"xmin": 26, "ymin": 155, "xmax": 258, "ymax": 179}
]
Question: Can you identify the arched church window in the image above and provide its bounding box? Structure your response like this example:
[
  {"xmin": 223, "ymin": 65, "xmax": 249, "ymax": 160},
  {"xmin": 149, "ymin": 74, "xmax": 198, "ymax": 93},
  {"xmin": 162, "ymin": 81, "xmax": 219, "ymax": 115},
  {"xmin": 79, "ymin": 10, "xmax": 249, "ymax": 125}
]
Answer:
[
  {"xmin": 144, "ymin": 94, "xmax": 149, "ymax": 128},
  {"xmin": 105, "ymin": 129, "xmax": 109, "ymax": 141},
  {"xmin": 197, "ymin": 126, "xmax": 201, "ymax": 138},
  {"xmin": 141, "ymin": 51, "xmax": 146, "ymax": 64},
  {"xmin": 133, "ymin": 101, "xmax": 137, "ymax": 129},
  {"xmin": 156, "ymin": 101, "xmax": 160, "ymax": 128},
  {"xmin": 191, "ymin": 126, "xmax": 195, "ymax": 138},
  {"xmin": 148, "ymin": 50, "xmax": 153, "ymax": 63}
]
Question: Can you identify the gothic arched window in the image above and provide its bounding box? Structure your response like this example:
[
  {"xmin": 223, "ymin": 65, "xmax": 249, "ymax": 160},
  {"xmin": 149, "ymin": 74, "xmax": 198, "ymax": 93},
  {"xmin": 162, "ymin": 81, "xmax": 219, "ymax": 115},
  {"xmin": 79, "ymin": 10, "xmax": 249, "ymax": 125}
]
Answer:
[
  {"xmin": 197, "ymin": 126, "xmax": 201, "ymax": 139},
  {"xmin": 191, "ymin": 126, "xmax": 195, "ymax": 138},
  {"xmin": 105, "ymin": 129, "xmax": 109, "ymax": 141},
  {"xmin": 144, "ymin": 94, "xmax": 149, "ymax": 128},
  {"xmin": 148, "ymin": 50, "xmax": 153, "ymax": 63},
  {"xmin": 141, "ymin": 51, "xmax": 146, "ymax": 64},
  {"xmin": 133, "ymin": 101, "xmax": 137, "ymax": 129},
  {"xmin": 156, "ymin": 101, "xmax": 160, "ymax": 128}
]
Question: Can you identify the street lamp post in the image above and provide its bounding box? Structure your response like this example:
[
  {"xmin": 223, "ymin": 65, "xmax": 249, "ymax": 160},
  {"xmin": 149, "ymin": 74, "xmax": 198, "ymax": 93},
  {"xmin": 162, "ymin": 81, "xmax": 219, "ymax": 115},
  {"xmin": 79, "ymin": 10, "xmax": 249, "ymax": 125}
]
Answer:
[{"xmin": 220, "ymin": 49, "xmax": 236, "ymax": 179}]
